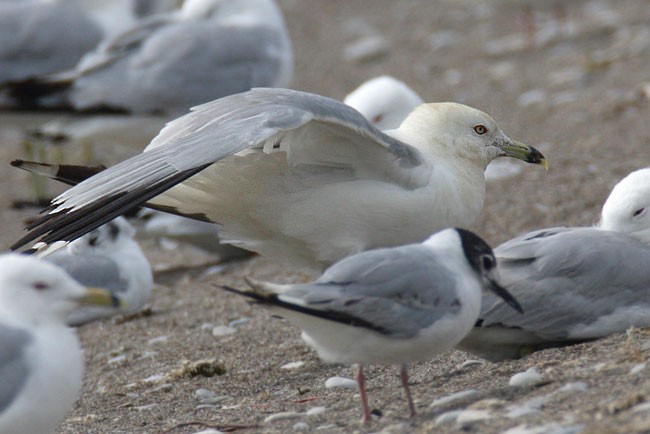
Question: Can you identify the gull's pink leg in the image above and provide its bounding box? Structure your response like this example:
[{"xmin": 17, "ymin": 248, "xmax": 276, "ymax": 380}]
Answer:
[
  {"xmin": 356, "ymin": 365, "xmax": 372, "ymax": 424},
  {"xmin": 399, "ymin": 364, "xmax": 416, "ymax": 417}
]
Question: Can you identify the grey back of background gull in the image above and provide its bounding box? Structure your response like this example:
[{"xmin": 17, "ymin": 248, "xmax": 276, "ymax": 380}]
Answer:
[{"xmin": 0, "ymin": 323, "xmax": 32, "ymax": 414}]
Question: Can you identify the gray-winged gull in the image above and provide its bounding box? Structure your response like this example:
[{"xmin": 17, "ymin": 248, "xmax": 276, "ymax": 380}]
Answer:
[
  {"xmin": 458, "ymin": 167, "xmax": 650, "ymax": 361},
  {"xmin": 11, "ymin": 88, "xmax": 547, "ymax": 270},
  {"xmin": 0, "ymin": 0, "xmax": 103, "ymax": 86},
  {"xmin": 4, "ymin": 0, "xmax": 293, "ymax": 115},
  {"xmin": 42, "ymin": 217, "xmax": 153, "ymax": 325},
  {"xmin": 0, "ymin": 254, "xmax": 119, "ymax": 434},
  {"xmin": 218, "ymin": 228, "xmax": 523, "ymax": 423}
]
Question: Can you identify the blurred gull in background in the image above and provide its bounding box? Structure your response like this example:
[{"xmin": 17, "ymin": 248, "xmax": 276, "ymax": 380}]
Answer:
[
  {"xmin": 0, "ymin": 254, "xmax": 119, "ymax": 434},
  {"xmin": 458, "ymin": 168, "xmax": 650, "ymax": 361},
  {"xmin": 42, "ymin": 217, "xmax": 153, "ymax": 325}
]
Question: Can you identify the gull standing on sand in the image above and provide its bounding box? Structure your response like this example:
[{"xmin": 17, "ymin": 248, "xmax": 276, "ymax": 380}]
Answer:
[
  {"xmin": 219, "ymin": 228, "xmax": 523, "ymax": 423},
  {"xmin": 12, "ymin": 88, "xmax": 547, "ymax": 270},
  {"xmin": 42, "ymin": 217, "xmax": 153, "ymax": 325},
  {"xmin": 4, "ymin": 0, "xmax": 293, "ymax": 115},
  {"xmin": 0, "ymin": 254, "xmax": 120, "ymax": 434},
  {"xmin": 458, "ymin": 168, "xmax": 650, "ymax": 361}
]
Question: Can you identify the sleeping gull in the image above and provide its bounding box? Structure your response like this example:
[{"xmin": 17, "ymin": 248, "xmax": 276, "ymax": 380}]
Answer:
[
  {"xmin": 4, "ymin": 0, "xmax": 293, "ymax": 115},
  {"xmin": 11, "ymin": 88, "xmax": 547, "ymax": 270},
  {"xmin": 0, "ymin": 0, "xmax": 103, "ymax": 87},
  {"xmin": 458, "ymin": 168, "xmax": 650, "ymax": 361},
  {"xmin": 218, "ymin": 228, "xmax": 523, "ymax": 423},
  {"xmin": 43, "ymin": 217, "xmax": 153, "ymax": 325},
  {"xmin": 343, "ymin": 75, "xmax": 424, "ymax": 130},
  {"xmin": 0, "ymin": 254, "xmax": 120, "ymax": 434}
]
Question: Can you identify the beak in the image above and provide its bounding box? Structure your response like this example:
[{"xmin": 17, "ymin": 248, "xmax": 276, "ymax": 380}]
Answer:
[
  {"xmin": 497, "ymin": 138, "xmax": 548, "ymax": 170},
  {"xmin": 76, "ymin": 287, "xmax": 124, "ymax": 309},
  {"xmin": 486, "ymin": 277, "xmax": 523, "ymax": 314}
]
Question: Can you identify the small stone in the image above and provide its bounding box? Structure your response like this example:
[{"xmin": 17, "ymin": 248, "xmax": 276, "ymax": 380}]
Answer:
[
  {"xmin": 459, "ymin": 360, "xmax": 484, "ymax": 369},
  {"xmin": 517, "ymin": 89, "xmax": 546, "ymax": 108},
  {"xmin": 343, "ymin": 36, "xmax": 389, "ymax": 63},
  {"xmin": 509, "ymin": 367, "xmax": 543, "ymax": 387},
  {"xmin": 430, "ymin": 389, "xmax": 477, "ymax": 408},
  {"xmin": 555, "ymin": 382, "xmax": 588, "ymax": 394},
  {"xmin": 150, "ymin": 383, "xmax": 173, "ymax": 393},
  {"xmin": 435, "ymin": 410, "xmax": 462, "ymax": 425},
  {"xmin": 632, "ymin": 401, "xmax": 650, "ymax": 413},
  {"xmin": 506, "ymin": 395, "xmax": 551, "ymax": 419},
  {"xmin": 195, "ymin": 388, "xmax": 216, "ymax": 399},
  {"xmin": 142, "ymin": 374, "xmax": 164, "ymax": 384},
  {"xmin": 212, "ymin": 325, "xmax": 237, "ymax": 336},
  {"xmin": 228, "ymin": 317, "xmax": 251, "ymax": 328},
  {"xmin": 324, "ymin": 376, "xmax": 357, "ymax": 390},
  {"xmin": 264, "ymin": 412, "xmax": 303, "ymax": 423},
  {"xmin": 108, "ymin": 354, "xmax": 127, "ymax": 364},
  {"xmin": 501, "ymin": 423, "xmax": 585, "ymax": 434},
  {"xmin": 192, "ymin": 430, "xmax": 224, "ymax": 434},
  {"xmin": 306, "ymin": 406, "xmax": 326, "ymax": 416},
  {"xmin": 316, "ymin": 424, "xmax": 338, "ymax": 430},
  {"xmin": 293, "ymin": 421, "xmax": 310, "ymax": 432},
  {"xmin": 630, "ymin": 363, "xmax": 646, "ymax": 375},
  {"xmin": 147, "ymin": 335, "xmax": 168, "ymax": 345},
  {"xmin": 456, "ymin": 409, "xmax": 492, "ymax": 425},
  {"xmin": 281, "ymin": 361, "xmax": 305, "ymax": 370},
  {"xmin": 136, "ymin": 403, "xmax": 159, "ymax": 411}
]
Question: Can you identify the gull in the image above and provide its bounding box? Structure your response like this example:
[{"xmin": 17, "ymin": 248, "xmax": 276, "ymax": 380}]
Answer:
[
  {"xmin": 218, "ymin": 228, "xmax": 523, "ymax": 423},
  {"xmin": 458, "ymin": 168, "xmax": 650, "ymax": 361},
  {"xmin": 11, "ymin": 88, "xmax": 547, "ymax": 270},
  {"xmin": 4, "ymin": 0, "xmax": 293, "ymax": 115},
  {"xmin": 0, "ymin": 0, "xmax": 103, "ymax": 87},
  {"xmin": 0, "ymin": 254, "xmax": 120, "ymax": 434},
  {"xmin": 42, "ymin": 217, "xmax": 153, "ymax": 325},
  {"xmin": 343, "ymin": 75, "xmax": 424, "ymax": 130}
]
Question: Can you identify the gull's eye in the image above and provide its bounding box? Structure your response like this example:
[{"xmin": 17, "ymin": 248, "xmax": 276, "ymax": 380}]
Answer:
[
  {"xmin": 473, "ymin": 124, "xmax": 488, "ymax": 135},
  {"xmin": 633, "ymin": 208, "xmax": 646, "ymax": 218},
  {"xmin": 372, "ymin": 113, "xmax": 384, "ymax": 124},
  {"xmin": 33, "ymin": 281, "xmax": 49, "ymax": 291},
  {"xmin": 481, "ymin": 254, "xmax": 495, "ymax": 270}
]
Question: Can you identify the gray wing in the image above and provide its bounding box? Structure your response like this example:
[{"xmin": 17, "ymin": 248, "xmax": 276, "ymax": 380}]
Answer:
[
  {"xmin": 45, "ymin": 253, "xmax": 128, "ymax": 295},
  {"xmin": 281, "ymin": 245, "xmax": 462, "ymax": 339},
  {"xmin": 0, "ymin": 323, "xmax": 32, "ymax": 414},
  {"xmin": 14, "ymin": 88, "xmax": 425, "ymax": 249},
  {"xmin": 0, "ymin": 2, "xmax": 102, "ymax": 83},
  {"xmin": 478, "ymin": 227, "xmax": 650, "ymax": 340},
  {"xmin": 73, "ymin": 22, "xmax": 290, "ymax": 114}
]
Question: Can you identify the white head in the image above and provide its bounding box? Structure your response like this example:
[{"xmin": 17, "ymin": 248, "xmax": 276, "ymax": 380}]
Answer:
[
  {"xmin": 344, "ymin": 76, "xmax": 424, "ymax": 130},
  {"xmin": 66, "ymin": 217, "xmax": 137, "ymax": 256},
  {"xmin": 600, "ymin": 168, "xmax": 650, "ymax": 243},
  {"xmin": 397, "ymin": 103, "xmax": 547, "ymax": 170},
  {"xmin": 0, "ymin": 254, "xmax": 117, "ymax": 324}
]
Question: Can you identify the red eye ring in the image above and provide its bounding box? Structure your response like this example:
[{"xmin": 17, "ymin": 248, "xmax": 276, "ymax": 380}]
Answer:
[{"xmin": 473, "ymin": 124, "xmax": 488, "ymax": 135}]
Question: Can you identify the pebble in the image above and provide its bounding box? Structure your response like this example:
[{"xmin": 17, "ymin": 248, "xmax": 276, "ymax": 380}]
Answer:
[
  {"xmin": 435, "ymin": 410, "xmax": 463, "ymax": 425},
  {"xmin": 212, "ymin": 325, "xmax": 237, "ymax": 337},
  {"xmin": 108, "ymin": 354, "xmax": 127, "ymax": 364},
  {"xmin": 555, "ymin": 382, "xmax": 588, "ymax": 394},
  {"xmin": 264, "ymin": 412, "xmax": 303, "ymax": 423},
  {"xmin": 456, "ymin": 409, "xmax": 493, "ymax": 425},
  {"xmin": 316, "ymin": 424, "xmax": 338, "ymax": 430},
  {"xmin": 517, "ymin": 89, "xmax": 546, "ymax": 108},
  {"xmin": 293, "ymin": 422, "xmax": 310, "ymax": 432},
  {"xmin": 632, "ymin": 401, "xmax": 650, "ymax": 413},
  {"xmin": 147, "ymin": 335, "xmax": 168, "ymax": 345},
  {"xmin": 142, "ymin": 373, "xmax": 164, "ymax": 384},
  {"xmin": 630, "ymin": 363, "xmax": 646, "ymax": 375},
  {"xmin": 306, "ymin": 406, "xmax": 327, "ymax": 416},
  {"xmin": 343, "ymin": 36, "xmax": 389, "ymax": 63},
  {"xmin": 430, "ymin": 389, "xmax": 477, "ymax": 408},
  {"xmin": 324, "ymin": 376, "xmax": 357, "ymax": 390},
  {"xmin": 501, "ymin": 423, "xmax": 585, "ymax": 434},
  {"xmin": 228, "ymin": 317, "xmax": 251, "ymax": 328},
  {"xmin": 459, "ymin": 359, "xmax": 484, "ymax": 369},
  {"xmin": 150, "ymin": 383, "xmax": 173, "ymax": 393},
  {"xmin": 506, "ymin": 395, "xmax": 551, "ymax": 419},
  {"xmin": 509, "ymin": 367, "xmax": 544, "ymax": 387},
  {"xmin": 193, "ymin": 430, "xmax": 224, "ymax": 434},
  {"xmin": 136, "ymin": 403, "xmax": 159, "ymax": 411},
  {"xmin": 281, "ymin": 361, "xmax": 305, "ymax": 370}
]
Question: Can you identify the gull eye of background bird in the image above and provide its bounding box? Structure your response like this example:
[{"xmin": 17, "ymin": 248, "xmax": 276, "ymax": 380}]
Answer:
[
  {"xmin": 0, "ymin": 254, "xmax": 119, "ymax": 434},
  {"xmin": 218, "ymin": 228, "xmax": 522, "ymax": 423},
  {"xmin": 458, "ymin": 168, "xmax": 650, "ymax": 361},
  {"xmin": 11, "ymin": 88, "xmax": 547, "ymax": 271}
]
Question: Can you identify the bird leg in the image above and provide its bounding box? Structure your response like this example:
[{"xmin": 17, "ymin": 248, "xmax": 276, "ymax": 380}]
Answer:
[
  {"xmin": 399, "ymin": 364, "xmax": 416, "ymax": 417},
  {"xmin": 356, "ymin": 365, "xmax": 372, "ymax": 424}
]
